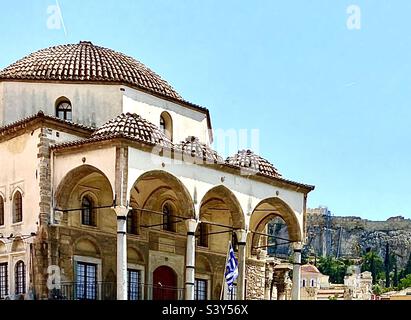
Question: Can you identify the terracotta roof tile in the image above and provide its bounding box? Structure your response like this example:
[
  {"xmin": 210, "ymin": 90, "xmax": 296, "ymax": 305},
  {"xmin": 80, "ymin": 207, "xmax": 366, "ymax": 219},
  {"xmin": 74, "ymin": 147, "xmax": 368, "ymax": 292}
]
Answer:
[
  {"xmin": 91, "ymin": 112, "xmax": 173, "ymax": 148},
  {"xmin": 0, "ymin": 41, "xmax": 181, "ymax": 100},
  {"xmin": 175, "ymin": 136, "xmax": 223, "ymax": 163},
  {"xmin": 226, "ymin": 149, "xmax": 282, "ymax": 178}
]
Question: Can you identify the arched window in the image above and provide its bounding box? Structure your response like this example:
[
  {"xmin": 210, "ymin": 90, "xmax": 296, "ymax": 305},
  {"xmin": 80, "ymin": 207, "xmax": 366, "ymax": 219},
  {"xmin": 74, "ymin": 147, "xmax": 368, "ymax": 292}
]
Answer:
[
  {"xmin": 232, "ymin": 232, "xmax": 239, "ymax": 252},
  {"xmin": 81, "ymin": 196, "xmax": 96, "ymax": 227},
  {"xmin": 127, "ymin": 210, "xmax": 139, "ymax": 235},
  {"xmin": 56, "ymin": 99, "xmax": 72, "ymax": 121},
  {"xmin": 311, "ymin": 279, "xmax": 315, "ymax": 287},
  {"xmin": 0, "ymin": 196, "xmax": 4, "ymax": 226},
  {"xmin": 162, "ymin": 203, "xmax": 175, "ymax": 232},
  {"xmin": 196, "ymin": 223, "xmax": 208, "ymax": 247},
  {"xmin": 159, "ymin": 112, "xmax": 173, "ymax": 141},
  {"xmin": 13, "ymin": 191, "xmax": 23, "ymax": 223},
  {"xmin": 15, "ymin": 261, "xmax": 26, "ymax": 295},
  {"xmin": 302, "ymin": 279, "xmax": 306, "ymax": 288}
]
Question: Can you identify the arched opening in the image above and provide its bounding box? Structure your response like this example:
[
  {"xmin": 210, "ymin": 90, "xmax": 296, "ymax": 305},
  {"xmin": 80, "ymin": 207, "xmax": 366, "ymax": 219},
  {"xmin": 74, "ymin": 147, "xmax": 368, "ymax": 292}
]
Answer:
[
  {"xmin": 12, "ymin": 191, "xmax": 23, "ymax": 224},
  {"xmin": 55, "ymin": 97, "xmax": 72, "ymax": 121},
  {"xmin": 159, "ymin": 111, "xmax": 173, "ymax": 141},
  {"xmin": 15, "ymin": 260, "xmax": 26, "ymax": 295},
  {"xmin": 129, "ymin": 170, "xmax": 195, "ymax": 236},
  {"xmin": 152, "ymin": 266, "xmax": 177, "ymax": 300},
  {"xmin": 199, "ymin": 186, "xmax": 245, "ymax": 254},
  {"xmin": 248, "ymin": 198, "xmax": 301, "ymax": 258},
  {"xmin": 55, "ymin": 165, "xmax": 114, "ymax": 229},
  {"xmin": 0, "ymin": 196, "xmax": 4, "ymax": 226},
  {"xmin": 266, "ymin": 216, "xmax": 291, "ymax": 259}
]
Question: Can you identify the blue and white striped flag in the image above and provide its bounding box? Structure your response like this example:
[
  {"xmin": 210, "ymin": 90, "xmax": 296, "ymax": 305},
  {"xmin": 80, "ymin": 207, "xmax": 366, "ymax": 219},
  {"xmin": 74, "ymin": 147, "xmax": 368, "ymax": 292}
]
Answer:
[{"xmin": 224, "ymin": 243, "xmax": 239, "ymax": 292}]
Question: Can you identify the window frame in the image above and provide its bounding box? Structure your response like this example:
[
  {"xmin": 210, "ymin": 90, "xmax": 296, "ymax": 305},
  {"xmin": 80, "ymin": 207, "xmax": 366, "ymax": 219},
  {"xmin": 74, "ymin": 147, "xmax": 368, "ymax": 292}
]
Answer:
[
  {"xmin": 12, "ymin": 191, "xmax": 23, "ymax": 224},
  {"xmin": 162, "ymin": 202, "xmax": 175, "ymax": 233},
  {"xmin": 194, "ymin": 278, "xmax": 208, "ymax": 300},
  {"xmin": 81, "ymin": 195, "xmax": 96, "ymax": 227},
  {"xmin": 75, "ymin": 261, "xmax": 97, "ymax": 300},
  {"xmin": 0, "ymin": 196, "xmax": 4, "ymax": 226},
  {"xmin": 56, "ymin": 100, "xmax": 73, "ymax": 121},
  {"xmin": 0, "ymin": 262, "xmax": 8, "ymax": 299},
  {"xmin": 14, "ymin": 260, "xmax": 26, "ymax": 295}
]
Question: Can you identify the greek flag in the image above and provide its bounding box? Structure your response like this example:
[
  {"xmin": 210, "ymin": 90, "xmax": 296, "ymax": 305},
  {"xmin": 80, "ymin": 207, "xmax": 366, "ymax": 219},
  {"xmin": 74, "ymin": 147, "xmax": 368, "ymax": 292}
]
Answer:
[{"xmin": 224, "ymin": 243, "xmax": 238, "ymax": 292}]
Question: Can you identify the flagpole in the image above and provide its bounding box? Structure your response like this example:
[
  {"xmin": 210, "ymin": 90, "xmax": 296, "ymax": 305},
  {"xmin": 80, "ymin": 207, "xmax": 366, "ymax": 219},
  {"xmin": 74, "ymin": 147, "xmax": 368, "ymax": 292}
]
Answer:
[{"xmin": 220, "ymin": 240, "xmax": 232, "ymax": 300}]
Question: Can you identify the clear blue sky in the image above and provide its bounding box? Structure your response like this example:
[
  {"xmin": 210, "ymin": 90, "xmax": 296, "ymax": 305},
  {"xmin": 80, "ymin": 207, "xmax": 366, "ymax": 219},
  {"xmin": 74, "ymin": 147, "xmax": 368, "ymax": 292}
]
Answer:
[{"xmin": 1, "ymin": 0, "xmax": 410, "ymax": 220}]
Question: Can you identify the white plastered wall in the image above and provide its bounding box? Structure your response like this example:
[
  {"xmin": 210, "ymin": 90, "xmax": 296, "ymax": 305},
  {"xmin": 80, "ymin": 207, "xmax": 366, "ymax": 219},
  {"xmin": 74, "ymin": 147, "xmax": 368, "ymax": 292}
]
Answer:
[
  {"xmin": 122, "ymin": 88, "xmax": 210, "ymax": 145},
  {"xmin": 127, "ymin": 148, "xmax": 305, "ymax": 236}
]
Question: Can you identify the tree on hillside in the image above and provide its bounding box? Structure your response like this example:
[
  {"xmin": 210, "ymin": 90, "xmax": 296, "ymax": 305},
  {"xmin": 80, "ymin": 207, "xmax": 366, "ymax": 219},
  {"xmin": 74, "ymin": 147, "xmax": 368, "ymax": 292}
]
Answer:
[
  {"xmin": 405, "ymin": 253, "xmax": 411, "ymax": 276},
  {"xmin": 361, "ymin": 250, "xmax": 384, "ymax": 285},
  {"xmin": 399, "ymin": 274, "xmax": 411, "ymax": 290},
  {"xmin": 318, "ymin": 257, "xmax": 350, "ymax": 284},
  {"xmin": 384, "ymin": 243, "xmax": 391, "ymax": 288}
]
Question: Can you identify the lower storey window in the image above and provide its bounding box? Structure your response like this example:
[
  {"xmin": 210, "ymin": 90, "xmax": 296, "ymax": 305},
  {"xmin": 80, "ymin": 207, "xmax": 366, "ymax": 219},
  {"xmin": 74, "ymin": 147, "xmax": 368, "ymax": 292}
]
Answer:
[
  {"xmin": 194, "ymin": 279, "xmax": 208, "ymax": 300},
  {"xmin": 76, "ymin": 262, "xmax": 97, "ymax": 300},
  {"xmin": 227, "ymin": 284, "xmax": 237, "ymax": 300},
  {"xmin": 0, "ymin": 263, "xmax": 8, "ymax": 299},
  {"xmin": 128, "ymin": 269, "xmax": 142, "ymax": 300}
]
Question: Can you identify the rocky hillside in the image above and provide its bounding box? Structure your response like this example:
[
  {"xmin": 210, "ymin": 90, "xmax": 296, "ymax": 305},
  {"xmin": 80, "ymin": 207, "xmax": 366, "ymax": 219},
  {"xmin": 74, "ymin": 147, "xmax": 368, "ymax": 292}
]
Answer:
[{"xmin": 306, "ymin": 209, "xmax": 411, "ymax": 268}]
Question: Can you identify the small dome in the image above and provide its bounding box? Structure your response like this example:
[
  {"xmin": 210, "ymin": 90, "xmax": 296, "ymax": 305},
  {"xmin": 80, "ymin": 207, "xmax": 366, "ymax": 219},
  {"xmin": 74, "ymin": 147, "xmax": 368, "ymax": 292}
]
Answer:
[
  {"xmin": 92, "ymin": 113, "xmax": 172, "ymax": 148},
  {"xmin": 175, "ymin": 136, "xmax": 223, "ymax": 163},
  {"xmin": 226, "ymin": 150, "xmax": 281, "ymax": 178},
  {"xmin": 0, "ymin": 41, "xmax": 181, "ymax": 100}
]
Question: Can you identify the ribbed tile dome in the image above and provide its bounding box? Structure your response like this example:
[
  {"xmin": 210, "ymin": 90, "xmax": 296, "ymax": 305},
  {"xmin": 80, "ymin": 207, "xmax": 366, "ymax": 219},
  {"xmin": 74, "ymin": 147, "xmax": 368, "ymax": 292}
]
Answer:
[
  {"xmin": 0, "ymin": 41, "xmax": 181, "ymax": 100},
  {"xmin": 175, "ymin": 136, "xmax": 223, "ymax": 163},
  {"xmin": 226, "ymin": 149, "xmax": 281, "ymax": 178},
  {"xmin": 92, "ymin": 112, "xmax": 173, "ymax": 148}
]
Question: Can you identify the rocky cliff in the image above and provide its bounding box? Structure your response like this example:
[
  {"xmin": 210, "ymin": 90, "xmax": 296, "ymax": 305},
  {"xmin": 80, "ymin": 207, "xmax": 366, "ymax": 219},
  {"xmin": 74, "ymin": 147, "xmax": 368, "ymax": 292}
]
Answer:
[{"xmin": 306, "ymin": 210, "xmax": 411, "ymax": 268}]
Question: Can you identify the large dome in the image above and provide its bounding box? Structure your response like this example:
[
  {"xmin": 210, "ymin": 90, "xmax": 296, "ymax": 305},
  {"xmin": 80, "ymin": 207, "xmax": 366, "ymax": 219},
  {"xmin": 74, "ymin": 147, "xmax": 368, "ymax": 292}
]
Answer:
[{"xmin": 0, "ymin": 41, "xmax": 181, "ymax": 100}]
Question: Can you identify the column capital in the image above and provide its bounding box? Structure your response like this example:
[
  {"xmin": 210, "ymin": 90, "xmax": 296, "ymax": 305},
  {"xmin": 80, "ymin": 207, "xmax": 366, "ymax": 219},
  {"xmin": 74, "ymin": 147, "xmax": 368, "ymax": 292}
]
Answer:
[
  {"xmin": 185, "ymin": 219, "xmax": 198, "ymax": 234},
  {"xmin": 293, "ymin": 241, "xmax": 303, "ymax": 251},
  {"xmin": 235, "ymin": 229, "xmax": 248, "ymax": 244},
  {"xmin": 113, "ymin": 206, "xmax": 131, "ymax": 218}
]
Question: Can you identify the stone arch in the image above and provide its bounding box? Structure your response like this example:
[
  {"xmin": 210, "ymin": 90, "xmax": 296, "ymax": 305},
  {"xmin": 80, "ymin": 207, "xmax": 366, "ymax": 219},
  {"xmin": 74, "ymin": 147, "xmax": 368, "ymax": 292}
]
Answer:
[
  {"xmin": 0, "ymin": 240, "xmax": 7, "ymax": 254},
  {"xmin": 196, "ymin": 254, "xmax": 213, "ymax": 274},
  {"xmin": 74, "ymin": 236, "xmax": 101, "ymax": 258},
  {"xmin": 248, "ymin": 197, "xmax": 301, "ymax": 257},
  {"xmin": 130, "ymin": 170, "xmax": 195, "ymax": 236},
  {"xmin": 11, "ymin": 237, "xmax": 26, "ymax": 252},
  {"xmin": 55, "ymin": 164, "xmax": 114, "ymax": 209},
  {"xmin": 127, "ymin": 246, "xmax": 145, "ymax": 264},
  {"xmin": 198, "ymin": 185, "xmax": 245, "ymax": 254}
]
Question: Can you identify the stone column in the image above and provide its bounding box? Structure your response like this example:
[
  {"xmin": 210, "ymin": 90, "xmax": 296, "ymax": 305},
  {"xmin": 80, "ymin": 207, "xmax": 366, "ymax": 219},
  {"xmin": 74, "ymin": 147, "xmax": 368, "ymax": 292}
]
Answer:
[
  {"xmin": 185, "ymin": 219, "xmax": 198, "ymax": 300},
  {"xmin": 114, "ymin": 206, "xmax": 130, "ymax": 300},
  {"xmin": 291, "ymin": 242, "xmax": 302, "ymax": 300},
  {"xmin": 235, "ymin": 229, "xmax": 248, "ymax": 300}
]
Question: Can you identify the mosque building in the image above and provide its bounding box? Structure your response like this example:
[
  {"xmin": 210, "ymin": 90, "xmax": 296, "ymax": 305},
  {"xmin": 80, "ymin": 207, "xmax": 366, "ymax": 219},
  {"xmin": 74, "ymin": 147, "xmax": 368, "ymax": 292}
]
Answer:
[{"xmin": 0, "ymin": 41, "xmax": 314, "ymax": 300}]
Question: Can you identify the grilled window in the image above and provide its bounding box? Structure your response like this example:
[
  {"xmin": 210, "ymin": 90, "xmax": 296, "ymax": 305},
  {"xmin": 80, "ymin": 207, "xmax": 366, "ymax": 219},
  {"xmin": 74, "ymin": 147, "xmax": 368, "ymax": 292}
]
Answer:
[
  {"xmin": 15, "ymin": 261, "xmax": 25, "ymax": 295},
  {"xmin": 0, "ymin": 263, "xmax": 8, "ymax": 299},
  {"xmin": 194, "ymin": 279, "xmax": 208, "ymax": 300},
  {"xmin": 75, "ymin": 262, "xmax": 97, "ymax": 300},
  {"xmin": 13, "ymin": 191, "xmax": 22, "ymax": 223},
  {"xmin": 127, "ymin": 211, "xmax": 139, "ymax": 235},
  {"xmin": 162, "ymin": 203, "xmax": 175, "ymax": 232},
  {"xmin": 0, "ymin": 197, "xmax": 4, "ymax": 226},
  {"xmin": 127, "ymin": 269, "xmax": 141, "ymax": 300},
  {"xmin": 56, "ymin": 100, "xmax": 72, "ymax": 121},
  {"xmin": 81, "ymin": 196, "xmax": 96, "ymax": 226},
  {"xmin": 197, "ymin": 223, "xmax": 208, "ymax": 248}
]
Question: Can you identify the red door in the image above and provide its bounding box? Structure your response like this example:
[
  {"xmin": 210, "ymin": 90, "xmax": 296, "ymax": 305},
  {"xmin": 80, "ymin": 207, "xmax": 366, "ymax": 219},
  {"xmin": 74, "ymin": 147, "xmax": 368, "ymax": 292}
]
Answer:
[{"xmin": 153, "ymin": 266, "xmax": 178, "ymax": 300}]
